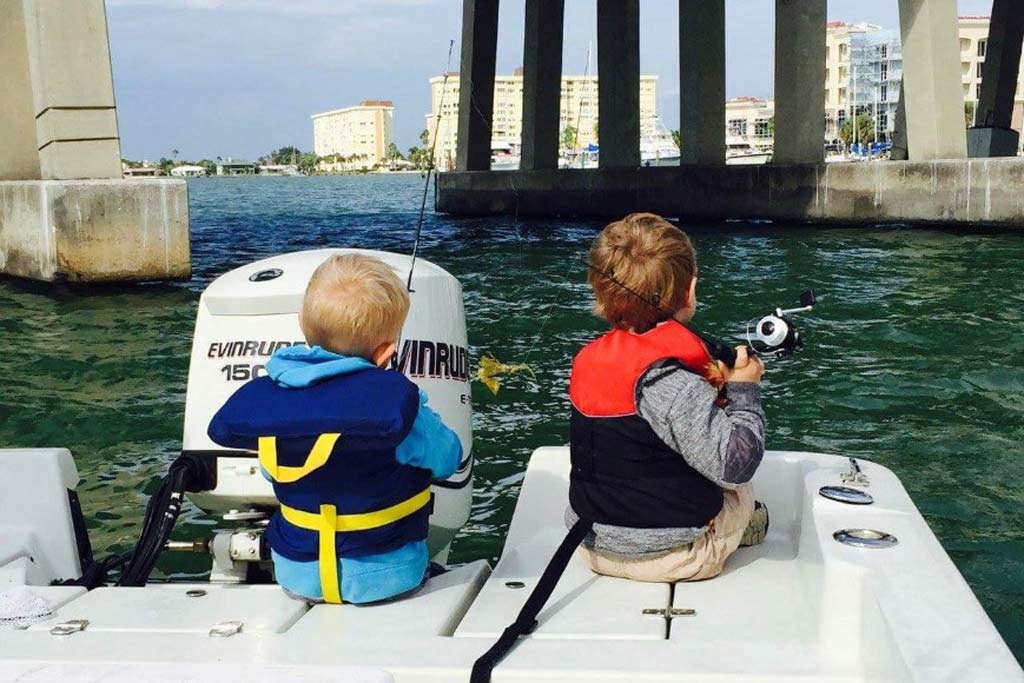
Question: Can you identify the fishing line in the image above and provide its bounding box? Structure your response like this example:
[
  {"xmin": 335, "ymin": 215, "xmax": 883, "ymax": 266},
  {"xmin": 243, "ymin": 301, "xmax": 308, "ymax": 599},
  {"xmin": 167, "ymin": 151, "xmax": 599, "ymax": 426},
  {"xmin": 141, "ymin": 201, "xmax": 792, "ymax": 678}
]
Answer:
[
  {"xmin": 572, "ymin": 41, "xmax": 593, "ymax": 167},
  {"xmin": 582, "ymin": 257, "xmax": 668, "ymax": 314},
  {"xmin": 406, "ymin": 38, "xmax": 456, "ymax": 293}
]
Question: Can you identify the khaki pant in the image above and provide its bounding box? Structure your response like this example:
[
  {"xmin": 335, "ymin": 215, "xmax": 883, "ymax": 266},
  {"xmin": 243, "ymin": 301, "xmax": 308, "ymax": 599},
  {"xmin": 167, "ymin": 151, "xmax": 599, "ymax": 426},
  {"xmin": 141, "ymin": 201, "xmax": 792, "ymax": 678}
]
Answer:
[{"xmin": 581, "ymin": 483, "xmax": 755, "ymax": 582}]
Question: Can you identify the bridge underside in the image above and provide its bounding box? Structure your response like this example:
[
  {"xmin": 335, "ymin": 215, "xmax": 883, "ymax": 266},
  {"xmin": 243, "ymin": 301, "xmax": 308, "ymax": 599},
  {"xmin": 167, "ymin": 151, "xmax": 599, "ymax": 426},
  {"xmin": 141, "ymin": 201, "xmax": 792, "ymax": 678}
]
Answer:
[
  {"xmin": 436, "ymin": 160, "xmax": 1024, "ymax": 227},
  {"xmin": 442, "ymin": 0, "xmax": 1024, "ymax": 229}
]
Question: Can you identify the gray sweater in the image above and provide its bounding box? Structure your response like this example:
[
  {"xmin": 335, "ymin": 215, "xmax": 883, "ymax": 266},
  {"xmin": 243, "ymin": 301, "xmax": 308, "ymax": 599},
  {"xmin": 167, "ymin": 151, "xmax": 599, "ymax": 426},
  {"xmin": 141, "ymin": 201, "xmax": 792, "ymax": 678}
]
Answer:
[{"xmin": 566, "ymin": 360, "xmax": 766, "ymax": 558}]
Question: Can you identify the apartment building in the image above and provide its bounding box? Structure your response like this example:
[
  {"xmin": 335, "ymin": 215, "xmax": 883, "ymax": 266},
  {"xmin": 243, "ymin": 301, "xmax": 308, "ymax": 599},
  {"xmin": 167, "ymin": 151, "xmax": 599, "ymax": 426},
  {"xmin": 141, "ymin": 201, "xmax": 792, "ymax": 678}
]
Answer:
[
  {"xmin": 826, "ymin": 16, "xmax": 1024, "ymax": 145},
  {"xmin": 824, "ymin": 22, "xmax": 902, "ymax": 142},
  {"xmin": 311, "ymin": 100, "xmax": 394, "ymax": 170},
  {"xmin": 959, "ymin": 15, "xmax": 1024, "ymax": 130},
  {"xmin": 425, "ymin": 70, "xmax": 659, "ymax": 169}
]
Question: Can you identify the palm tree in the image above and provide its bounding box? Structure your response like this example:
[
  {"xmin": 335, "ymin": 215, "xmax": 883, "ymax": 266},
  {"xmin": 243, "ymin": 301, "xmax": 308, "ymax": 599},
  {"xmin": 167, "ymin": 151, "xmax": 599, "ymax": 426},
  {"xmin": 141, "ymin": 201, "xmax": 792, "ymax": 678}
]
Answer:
[
  {"xmin": 839, "ymin": 114, "xmax": 875, "ymax": 147},
  {"xmin": 561, "ymin": 126, "xmax": 578, "ymax": 151},
  {"xmin": 965, "ymin": 101, "xmax": 977, "ymax": 128}
]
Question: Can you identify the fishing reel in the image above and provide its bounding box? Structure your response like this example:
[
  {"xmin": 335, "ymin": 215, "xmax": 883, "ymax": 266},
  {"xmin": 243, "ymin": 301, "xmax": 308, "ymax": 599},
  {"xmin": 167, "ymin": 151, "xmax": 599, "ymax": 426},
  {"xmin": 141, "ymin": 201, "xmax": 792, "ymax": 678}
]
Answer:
[
  {"xmin": 692, "ymin": 289, "xmax": 818, "ymax": 368},
  {"xmin": 747, "ymin": 289, "xmax": 817, "ymax": 357}
]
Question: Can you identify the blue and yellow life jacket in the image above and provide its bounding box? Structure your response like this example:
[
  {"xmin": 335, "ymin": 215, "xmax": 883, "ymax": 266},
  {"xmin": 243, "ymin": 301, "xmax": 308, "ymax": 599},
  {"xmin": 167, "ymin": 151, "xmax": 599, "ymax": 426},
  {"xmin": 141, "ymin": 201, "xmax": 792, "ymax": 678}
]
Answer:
[{"xmin": 208, "ymin": 366, "xmax": 432, "ymax": 603}]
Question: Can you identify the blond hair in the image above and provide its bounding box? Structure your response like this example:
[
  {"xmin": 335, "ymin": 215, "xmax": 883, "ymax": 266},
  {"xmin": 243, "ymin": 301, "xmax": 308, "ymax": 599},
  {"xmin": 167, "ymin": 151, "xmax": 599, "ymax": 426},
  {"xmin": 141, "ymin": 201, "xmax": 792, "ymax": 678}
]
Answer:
[
  {"xmin": 300, "ymin": 253, "xmax": 410, "ymax": 358},
  {"xmin": 588, "ymin": 213, "xmax": 697, "ymax": 333}
]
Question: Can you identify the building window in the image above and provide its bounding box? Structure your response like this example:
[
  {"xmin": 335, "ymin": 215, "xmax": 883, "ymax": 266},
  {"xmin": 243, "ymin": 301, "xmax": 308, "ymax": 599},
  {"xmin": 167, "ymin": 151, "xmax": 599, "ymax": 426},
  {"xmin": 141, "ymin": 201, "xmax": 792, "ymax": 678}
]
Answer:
[
  {"xmin": 976, "ymin": 82, "xmax": 983, "ymax": 99},
  {"xmin": 754, "ymin": 118, "xmax": 772, "ymax": 139},
  {"xmin": 880, "ymin": 44, "xmax": 887, "ymax": 59},
  {"xmin": 977, "ymin": 62, "xmax": 984, "ymax": 79},
  {"xmin": 978, "ymin": 39, "xmax": 987, "ymax": 57},
  {"xmin": 880, "ymin": 63, "xmax": 888, "ymax": 81},
  {"xmin": 727, "ymin": 119, "xmax": 747, "ymax": 137},
  {"xmin": 880, "ymin": 84, "xmax": 888, "ymax": 101}
]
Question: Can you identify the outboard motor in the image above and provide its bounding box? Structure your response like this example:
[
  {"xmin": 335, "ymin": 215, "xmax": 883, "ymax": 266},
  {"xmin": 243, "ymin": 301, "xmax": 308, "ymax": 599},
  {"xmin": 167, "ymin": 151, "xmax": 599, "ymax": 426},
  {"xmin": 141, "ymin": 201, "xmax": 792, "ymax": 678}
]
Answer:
[{"xmin": 181, "ymin": 249, "xmax": 473, "ymax": 577}]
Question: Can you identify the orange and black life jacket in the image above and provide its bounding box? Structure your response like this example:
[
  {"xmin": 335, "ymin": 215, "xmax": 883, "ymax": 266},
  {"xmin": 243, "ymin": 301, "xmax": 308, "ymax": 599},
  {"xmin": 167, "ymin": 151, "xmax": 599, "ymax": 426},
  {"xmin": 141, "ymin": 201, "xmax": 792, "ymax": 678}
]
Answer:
[{"xmin": 568, "ymin": 320, "xmax": 725, "ymax": 529}]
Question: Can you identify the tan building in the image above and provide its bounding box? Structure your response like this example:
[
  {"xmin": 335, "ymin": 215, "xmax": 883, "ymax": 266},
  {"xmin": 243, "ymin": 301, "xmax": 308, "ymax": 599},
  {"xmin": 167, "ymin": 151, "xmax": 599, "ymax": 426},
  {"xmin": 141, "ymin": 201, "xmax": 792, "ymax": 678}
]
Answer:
[
  {"xmin": 425, "ymin": 70, "xmax": 659, "ymax": 169},
  {"xmin": 312, "ymin": 100, "xmax": 394, "ymax": 171},
  {"xmin": 959, "ymin": 15, "xmax": 1024, "ymax": 130}
]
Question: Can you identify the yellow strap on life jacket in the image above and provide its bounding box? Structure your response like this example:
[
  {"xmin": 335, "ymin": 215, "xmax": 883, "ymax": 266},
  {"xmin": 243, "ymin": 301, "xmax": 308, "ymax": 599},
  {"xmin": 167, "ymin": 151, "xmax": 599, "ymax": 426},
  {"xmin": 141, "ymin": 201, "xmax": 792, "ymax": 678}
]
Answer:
[
  {"xmin": 258, "ymin": 433, "xmax": 341, "ymax": 483},
  {"xmin": 318, "ymin": 504, "xmax": 342, "ymax": 604},
  {"xmin": 280, "ymin": 488, "xmax": 432, "ymax": 605}
]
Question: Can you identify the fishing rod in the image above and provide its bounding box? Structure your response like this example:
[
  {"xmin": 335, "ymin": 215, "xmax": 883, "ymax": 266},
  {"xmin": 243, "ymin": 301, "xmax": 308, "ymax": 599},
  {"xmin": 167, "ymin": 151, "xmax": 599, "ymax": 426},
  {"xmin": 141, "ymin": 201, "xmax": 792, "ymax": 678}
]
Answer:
[
  {"xmin": 583, "ymin": 258, "xmax": 818, "ymax": 366},
  {"xmin": 407, "ymin": 39, "xmax": 455, "ymax": 292}
]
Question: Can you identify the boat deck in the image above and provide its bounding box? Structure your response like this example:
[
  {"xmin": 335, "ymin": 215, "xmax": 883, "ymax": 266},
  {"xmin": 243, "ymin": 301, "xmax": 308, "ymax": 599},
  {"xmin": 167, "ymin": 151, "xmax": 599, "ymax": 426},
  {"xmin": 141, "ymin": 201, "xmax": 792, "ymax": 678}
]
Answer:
[{"xmin": 1, "ymin": 449, "xmax": 1021, "ymax": 682}]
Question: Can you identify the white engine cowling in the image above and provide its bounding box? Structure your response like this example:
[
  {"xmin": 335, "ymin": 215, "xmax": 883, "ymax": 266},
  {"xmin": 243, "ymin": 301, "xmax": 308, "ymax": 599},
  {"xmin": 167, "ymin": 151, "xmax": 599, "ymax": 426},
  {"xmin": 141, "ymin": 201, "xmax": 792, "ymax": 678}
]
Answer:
[{"xmin": 182, "ymin": 249, "xmax": 473, "ymax": 560}]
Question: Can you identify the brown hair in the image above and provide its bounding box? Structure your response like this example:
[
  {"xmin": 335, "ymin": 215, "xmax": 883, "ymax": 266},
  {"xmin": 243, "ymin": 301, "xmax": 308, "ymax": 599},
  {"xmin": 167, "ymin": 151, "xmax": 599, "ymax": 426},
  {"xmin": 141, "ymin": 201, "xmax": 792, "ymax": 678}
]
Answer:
[
  {"xmin": 300, "ymin": 253, "xmax": 410, "ymax": 358},
  {"xmin": 587, "ymin": 213, "xmax": 697, "ymax": 333}
]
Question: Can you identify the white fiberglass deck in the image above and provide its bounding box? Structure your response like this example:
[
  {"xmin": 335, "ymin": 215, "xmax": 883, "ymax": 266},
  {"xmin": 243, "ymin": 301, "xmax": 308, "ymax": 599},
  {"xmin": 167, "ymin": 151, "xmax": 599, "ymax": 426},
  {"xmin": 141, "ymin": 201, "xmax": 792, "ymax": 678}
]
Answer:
[{"xmin": 1, "ymin": 449, "xmax": 1020, "ymax": 682}]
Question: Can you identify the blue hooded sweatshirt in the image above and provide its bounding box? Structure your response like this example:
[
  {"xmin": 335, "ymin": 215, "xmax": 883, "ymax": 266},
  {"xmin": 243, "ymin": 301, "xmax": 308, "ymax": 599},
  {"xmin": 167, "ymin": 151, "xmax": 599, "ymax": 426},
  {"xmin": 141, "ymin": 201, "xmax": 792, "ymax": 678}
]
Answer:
[{"xmin": 264, "ymin": 345, "xmax": 462, "ymax": 603}]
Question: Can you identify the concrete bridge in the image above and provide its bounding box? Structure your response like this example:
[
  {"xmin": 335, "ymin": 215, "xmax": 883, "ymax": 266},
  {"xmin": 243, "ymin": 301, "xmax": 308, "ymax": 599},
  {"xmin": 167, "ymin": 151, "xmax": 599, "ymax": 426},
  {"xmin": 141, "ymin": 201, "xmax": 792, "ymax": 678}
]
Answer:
[
  {"xmin": 0, "ymin": 0, "xmax": 189, "ymax": 283},
  {"xmin": 437, "ymin": 0, "xmax": 1024, "ymax": 227}
]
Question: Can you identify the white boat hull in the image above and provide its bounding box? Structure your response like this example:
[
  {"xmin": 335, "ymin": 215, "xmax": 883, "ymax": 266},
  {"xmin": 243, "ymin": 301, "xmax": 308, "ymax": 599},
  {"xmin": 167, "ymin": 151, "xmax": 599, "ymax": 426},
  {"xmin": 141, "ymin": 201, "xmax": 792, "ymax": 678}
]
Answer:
[
  {"xmin": 726, "ymin": 152, "xmax": 773, "ymax": 165},
  {"xmin": 1, "ymin": 447, "xmax": 1020, "ymax": 682}
]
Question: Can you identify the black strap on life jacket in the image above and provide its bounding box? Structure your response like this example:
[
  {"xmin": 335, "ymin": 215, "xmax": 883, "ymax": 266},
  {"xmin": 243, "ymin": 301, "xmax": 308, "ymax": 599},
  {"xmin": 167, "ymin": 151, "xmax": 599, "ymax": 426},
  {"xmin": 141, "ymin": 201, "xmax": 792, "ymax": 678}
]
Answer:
[{"xmin": 470, "ymin": 518, "xmax": 593, "ymax": 683}]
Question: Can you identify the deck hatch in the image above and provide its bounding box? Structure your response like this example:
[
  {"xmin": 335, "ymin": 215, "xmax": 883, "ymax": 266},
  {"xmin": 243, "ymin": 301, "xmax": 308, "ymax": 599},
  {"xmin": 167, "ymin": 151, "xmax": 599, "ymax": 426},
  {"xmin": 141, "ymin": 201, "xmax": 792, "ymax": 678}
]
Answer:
[
  {"xmin": 833, "ymin": 528, "xmax": 898, "ymax": 548},
  {"xmin": 819, "ymin": 485, "xmax": 874, "ymax": 505}
]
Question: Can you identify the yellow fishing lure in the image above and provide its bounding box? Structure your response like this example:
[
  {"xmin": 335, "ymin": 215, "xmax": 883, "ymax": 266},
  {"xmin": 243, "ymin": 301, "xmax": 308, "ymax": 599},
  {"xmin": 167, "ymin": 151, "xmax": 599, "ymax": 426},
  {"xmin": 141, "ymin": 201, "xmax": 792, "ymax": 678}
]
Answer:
[{"xmin": 477, "ymin": 354, "xmax": 536, "ymax": 395}]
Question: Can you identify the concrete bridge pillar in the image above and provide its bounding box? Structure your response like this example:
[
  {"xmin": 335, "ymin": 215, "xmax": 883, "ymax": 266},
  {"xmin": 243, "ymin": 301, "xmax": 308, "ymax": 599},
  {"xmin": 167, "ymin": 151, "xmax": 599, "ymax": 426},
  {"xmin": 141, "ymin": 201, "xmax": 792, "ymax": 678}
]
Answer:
[
  {"xmin": 0, "ymin": 0, "xmax": 189, "ymax": 282},
  {"xmin": 520, "ymin": 0, "xmax": 564, "ymax": 171},
  {"xmin": 968, "ymin": 0, "xmax": 1024, "ymax": 157},
  {"xmin": 891, "ymin": 83, "xmax": 909, "ymax": 160},
  {"xmin": 597, "ymin": 0, "xmax": 640, "ymax": 168},
  {"xmin": 679, "ymin": 0, "xmax": 725, "ymax": 165},
  {"xmin": 0, "ymin": 0, "xmax": 121, "ymax": 181},
  {"xmin": 897, "ymin": 0, "xmax": 967, "ymax": 160},
  {"xmin": 773, "ymin": 0, "xmax": 827, "ymax": 164},
  {"xmin": 456, "ymin": 0, "xmax": 499, "ymax": 172}
]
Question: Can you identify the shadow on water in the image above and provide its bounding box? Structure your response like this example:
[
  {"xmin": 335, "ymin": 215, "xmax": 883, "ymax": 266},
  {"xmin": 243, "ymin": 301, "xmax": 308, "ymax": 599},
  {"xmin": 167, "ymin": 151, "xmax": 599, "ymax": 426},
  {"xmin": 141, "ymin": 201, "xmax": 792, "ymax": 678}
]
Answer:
[{"xmin": 1, "ymin": 175, "xmax": 1022, "ymax": 661}]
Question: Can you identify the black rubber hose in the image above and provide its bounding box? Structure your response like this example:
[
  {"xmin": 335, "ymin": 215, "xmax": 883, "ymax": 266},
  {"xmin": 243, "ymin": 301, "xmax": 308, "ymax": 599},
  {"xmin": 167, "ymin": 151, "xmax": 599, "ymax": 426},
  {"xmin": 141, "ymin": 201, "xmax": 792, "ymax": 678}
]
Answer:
[{"xmin": 117, "ymin": 454, "xmax": 214, "ymax": 587}]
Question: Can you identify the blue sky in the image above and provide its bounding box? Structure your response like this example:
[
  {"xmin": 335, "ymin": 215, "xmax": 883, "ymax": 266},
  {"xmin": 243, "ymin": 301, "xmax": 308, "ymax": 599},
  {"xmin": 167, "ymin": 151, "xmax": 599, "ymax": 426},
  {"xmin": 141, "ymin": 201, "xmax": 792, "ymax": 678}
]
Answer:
[{"xmin": 106, "ymin": 0, "xmax": 991, "ymax": 162}]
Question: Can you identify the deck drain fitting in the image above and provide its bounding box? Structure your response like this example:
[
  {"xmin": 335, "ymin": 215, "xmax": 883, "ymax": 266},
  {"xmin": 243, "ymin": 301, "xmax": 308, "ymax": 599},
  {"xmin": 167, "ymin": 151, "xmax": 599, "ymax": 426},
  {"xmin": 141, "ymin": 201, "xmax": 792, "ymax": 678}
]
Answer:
[
  {"xmin": 643, "ymin": 608, "xmax": 696, "ymax": 618},
  {"xmin": 834, "ymin": 528, "xmax": 898, "ymax": 549},
  {"xmin": 249, "ymin": 268, "xmax": 283, "ymax": 282},
  {"xmin": 504, "ymin": 581, "xmax": 526, "ymax": 589},
  {"xmin": 50, "ymin": 619, "xmax": 89, "ymax": 636},
  {"xmin": 819, "ymin": 485, "xmax": 874, "ymax": 505},
  {"xmin": 209, "ymin": 620, "xmax": 244, "ymax": 638},
  {"xmin": 186, "ymin": 589, "xmax": 207, "ymax": 598}
]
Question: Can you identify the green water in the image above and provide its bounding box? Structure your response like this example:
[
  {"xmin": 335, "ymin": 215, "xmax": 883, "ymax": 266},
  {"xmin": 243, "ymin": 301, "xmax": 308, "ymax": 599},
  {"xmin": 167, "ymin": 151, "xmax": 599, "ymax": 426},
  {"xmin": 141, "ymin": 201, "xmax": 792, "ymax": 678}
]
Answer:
[{"xmin": 0, "ymin": 175, "xmax": 1021, "ymax": 660}]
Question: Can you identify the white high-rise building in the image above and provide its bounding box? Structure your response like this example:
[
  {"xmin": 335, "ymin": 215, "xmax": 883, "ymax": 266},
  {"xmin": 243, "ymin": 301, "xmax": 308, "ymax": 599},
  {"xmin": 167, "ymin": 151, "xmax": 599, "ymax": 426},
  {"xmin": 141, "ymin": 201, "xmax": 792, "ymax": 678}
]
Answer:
[
  {"xmin": 825, "ymin": 22, "xmax": 902, "ymax": 143},
  {"xmin": 311, "ymin": 100, "xmax": 394, "ymax": 170}
]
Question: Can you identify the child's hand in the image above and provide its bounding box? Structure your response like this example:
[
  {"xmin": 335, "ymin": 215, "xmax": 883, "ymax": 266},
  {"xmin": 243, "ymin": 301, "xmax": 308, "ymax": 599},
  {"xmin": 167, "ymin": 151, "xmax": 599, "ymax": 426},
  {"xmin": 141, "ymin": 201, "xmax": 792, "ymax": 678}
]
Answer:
[{"xmin": 718, "ymin": 346, "xmax": 764, "ymax": 384}]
